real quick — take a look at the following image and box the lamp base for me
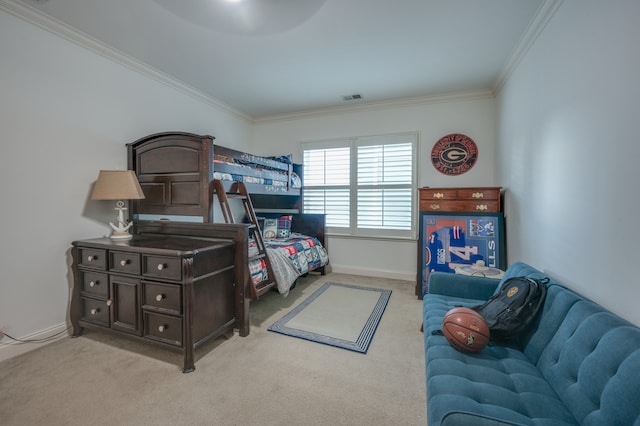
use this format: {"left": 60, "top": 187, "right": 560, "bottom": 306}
{"left": 109, "top": 201, "right": 134, "bottom": 240}
{"left": 110, "top": 230, "right": 133, "bottom": 240}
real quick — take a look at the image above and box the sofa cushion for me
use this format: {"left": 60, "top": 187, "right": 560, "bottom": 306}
{"left": 423, "top": 294, "right": 486, "bottom": 337}
{"left": 425, "top": 292, "right": 578, "bottom": 425}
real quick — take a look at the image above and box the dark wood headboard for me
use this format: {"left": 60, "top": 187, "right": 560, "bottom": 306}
{"left": 127, "top": 132, "right": 215, "bottom": 221}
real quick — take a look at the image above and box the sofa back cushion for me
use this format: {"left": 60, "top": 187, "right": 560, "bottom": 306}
{"left": 501, "top": 263, "right": 640, "bottom": 424}
{"left": 495, "top": 261, "right": 549, "bottom": 292}
{"left": 533, "top": 292, "right": 640, "bottom": 424}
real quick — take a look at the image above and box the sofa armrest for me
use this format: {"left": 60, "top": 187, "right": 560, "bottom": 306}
{"left": 428, "top": 272, "right": 500, "bottom": 301}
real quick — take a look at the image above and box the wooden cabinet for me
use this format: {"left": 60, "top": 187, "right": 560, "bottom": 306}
{"left": 71, "top": 236, "right": 236, "bottom": 373}
{"left": 419, "top": 187, "right": 501, "bottom": 213}
{"left": 416, "top": 187, "right": 505, "bottom": 297}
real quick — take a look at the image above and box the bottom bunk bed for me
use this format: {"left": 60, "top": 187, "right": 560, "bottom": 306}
{"left": 249, "top": 228, "right": 329, "bottom": 297}
{"left": 211, "top": 179, "right": 329, "bottom": 299}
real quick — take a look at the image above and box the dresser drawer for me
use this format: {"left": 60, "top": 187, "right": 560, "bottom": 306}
{"left": 78, "top": 248, "right": 106, "bottom": 270}
{"left": 421, "top": 200, "right": 500, "bottom": 212}
{"left": 457, "top": 188, "right": 500, "bottom": 201}
{"left": 419, "top": 188, "right": 458, "bottom": 200}
{"left": 80, "top": 271, "right": 109, "bottom": 298}
{"left": 143, "top": 255, "right": 181, "bottom": 281}
{"left": 143, "top": 281, "right": 181, "bottom": 315}
{"left": 81, "top": 297, "right": 110, "bottom": 326}
{"left": 144, "top": 312, "right": 182, "bottom": 347}
{"left": 110, "top": 251, "right": 141, "bottom": 275}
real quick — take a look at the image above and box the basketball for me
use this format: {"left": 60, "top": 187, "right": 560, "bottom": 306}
{"left": 442, "top": 307, "right": 490, "bottom": 353}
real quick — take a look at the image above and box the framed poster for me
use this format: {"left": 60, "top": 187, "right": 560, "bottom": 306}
{"left": 418, "top": 212, "right": 506, "bottom": 298}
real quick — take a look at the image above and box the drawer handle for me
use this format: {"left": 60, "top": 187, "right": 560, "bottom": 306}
{"left": 90, "top": 308, "right": 100, "bottom": 315}
{"left": 157, "top": 263, "right": 167, "bottom": 271}
{"left": 87, "top": 255, "right": 97, "bottom": 262}
{"left": 120, "top": 259, "right": 129, "bottom": 267}
{"left": 430, "top": 203, "right": 441, "bottom": 210}
{"left": 433, "top": 193, "right": 444, "bottom": 199}
{"left": 89, "top": 280, "right": 98, "bottom": 287}
{"left": 475, "top": 204, "right": 488, "bottom": 211}
{"left": 158, "top": 325, "right": 167, "bottom": 333}
{"left": 156, "top": 294, "right": 165, "bottom": 302}
{"left": 472, "top": 192, "right": 485, "bottom": 198}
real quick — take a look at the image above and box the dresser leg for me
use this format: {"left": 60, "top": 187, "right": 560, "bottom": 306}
{"left": 182, "top": 342, "right": 196, "bottom": 373}
{"left": 70, "top": 246, "right": 83, "bottom": 337}
{"left": 182, "top": 360, "right": 195, "bottom": 373}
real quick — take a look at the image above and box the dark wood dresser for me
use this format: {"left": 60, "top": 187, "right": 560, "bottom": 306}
{"left": 70, "top": 235, "right": 235, "bottom": 372}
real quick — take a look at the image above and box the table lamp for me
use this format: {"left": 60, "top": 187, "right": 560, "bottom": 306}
{"left": 91, "top": 170, "right": 145, "bottom": 240}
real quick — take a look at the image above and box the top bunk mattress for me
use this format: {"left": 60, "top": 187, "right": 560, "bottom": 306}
{"left": 213, "top": 159, "right": 302, "bottom": 189}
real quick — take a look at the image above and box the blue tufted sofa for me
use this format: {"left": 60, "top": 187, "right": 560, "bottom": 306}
{"left": 422, "top": 261, "right": 640, "bottom": 425}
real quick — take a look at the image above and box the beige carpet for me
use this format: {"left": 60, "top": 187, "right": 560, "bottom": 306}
{"left": 0, "top": 273, "right": 426, "bottom": 426}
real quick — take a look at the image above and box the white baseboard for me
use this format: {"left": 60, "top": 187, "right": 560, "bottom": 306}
{"left": 329, "top": 264, "right": 416, "bottom": 282}
{"left": 0, "top": 322, "right": 69, "bottom": 363}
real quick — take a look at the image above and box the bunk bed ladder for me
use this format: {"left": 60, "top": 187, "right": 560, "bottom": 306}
{"left": 211, "top": 179, "right": 277, "bottom": 300}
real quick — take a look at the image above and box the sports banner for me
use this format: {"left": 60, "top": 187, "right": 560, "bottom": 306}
{"left": 418, "top": 212, "right": 506, "bottom": 297}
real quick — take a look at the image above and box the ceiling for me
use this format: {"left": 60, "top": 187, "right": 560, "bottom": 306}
{"left": 9, "top": 0, "right": 548, "bottom": 119}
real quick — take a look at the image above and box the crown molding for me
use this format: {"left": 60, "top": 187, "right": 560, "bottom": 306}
{"left": 492, "top": 0, "right": 564, "bottom": 95}
{"left": 253, "top": 89, "right": 495, "bottom": 124}
{"left": 0, "top": 0, "right": 252, "bottom": 123}
{"left": 2, "top": 0, "right": 557, "bottom": 123}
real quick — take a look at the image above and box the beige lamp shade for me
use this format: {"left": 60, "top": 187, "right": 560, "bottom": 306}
{"left": 91, "top": 170, "right": 145, "bottom": 201}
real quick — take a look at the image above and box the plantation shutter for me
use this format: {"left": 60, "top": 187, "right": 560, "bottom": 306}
{"left": 357, "top": 141, "right": 413, "bottom": 231}
{"left": 303, "top": 133, "right": 416, "bottom": 238}
{"left": 303, "top": 146, "right": 350, "bottom": 228}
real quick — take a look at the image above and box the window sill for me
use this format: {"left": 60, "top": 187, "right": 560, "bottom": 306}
{"left": 325, "top": 233, "right": 417, "bottom": 243}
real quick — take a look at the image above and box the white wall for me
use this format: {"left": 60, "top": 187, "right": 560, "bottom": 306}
{"left": 252, "top": 95, "right": 499, "bottom": 281}
{"left": 497, "top": 0, "right": 640, "bottom": 325}
{"left": 0, "top": 9, "right": 252, "bottom": 357}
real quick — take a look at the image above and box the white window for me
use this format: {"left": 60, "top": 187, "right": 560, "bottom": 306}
{"left": 302, "top": 133, "right": 417, "bottom": 239}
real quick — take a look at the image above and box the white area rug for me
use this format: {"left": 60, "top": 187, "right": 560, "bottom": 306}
{"left": 268, "top": 282, "right": 392, "bottom": 353}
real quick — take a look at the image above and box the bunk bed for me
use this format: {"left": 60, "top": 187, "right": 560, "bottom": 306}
{"left": 127, "top": 132, "right": 329, "bottom": 336}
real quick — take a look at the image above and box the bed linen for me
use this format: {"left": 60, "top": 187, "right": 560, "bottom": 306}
{"left": 248, "top": 233, "right": 329, "bottom": 296}
{"left": 213, "top": 160, "right": 302, "bottom": 188}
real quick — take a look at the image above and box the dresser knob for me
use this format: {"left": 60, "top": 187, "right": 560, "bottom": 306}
{"left": 87, "top": 255, "right": 96, "bottom": 262}
{"left": 156, "top": 294, "right": 165, "bottom": 302}
{"left": 475, "top": 204, "right": 488, "bottom": 211}
{"left": 157, "top": 263, "right": 167, "bottom": 271}
{"left": 433, "top": 193, "right": 444, "bottom": 199}
{"left": 158, "top": 325, "right": 166, "bottom": 333}
{"left": 89, "top": 281, "right": 97, "bottom": 287}
{"left": 106, "top": 300, "right": 112, "bottom": 307}
{"left": 430, "top": 203, "right": 441, "bottom": 210}
{"left": 120, "top": 259, "right": 129, "bottom": 266}
{"left": 90, "top": 308, "right": 99, "bottom": 315}
{"left": 472, "top": 192, "right": 485, "bottom": 198}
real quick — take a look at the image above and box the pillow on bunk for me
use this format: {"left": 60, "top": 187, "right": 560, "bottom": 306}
{"left": 267, "top": 154, "right": 293, "bottom": 164}
{"left": 276, "top": 215, "right": 292, "bottom": 239}
{"left": 262, "top": 215, "right": 292, "bottom": 240}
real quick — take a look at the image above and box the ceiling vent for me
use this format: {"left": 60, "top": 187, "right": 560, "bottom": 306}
{"left": 342, "top": 94, "right": 362, "bottom": 101}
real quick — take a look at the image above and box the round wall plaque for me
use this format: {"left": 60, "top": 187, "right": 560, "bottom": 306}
{"left": 431, "top": 133, "right": 478, "bottom": 175}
